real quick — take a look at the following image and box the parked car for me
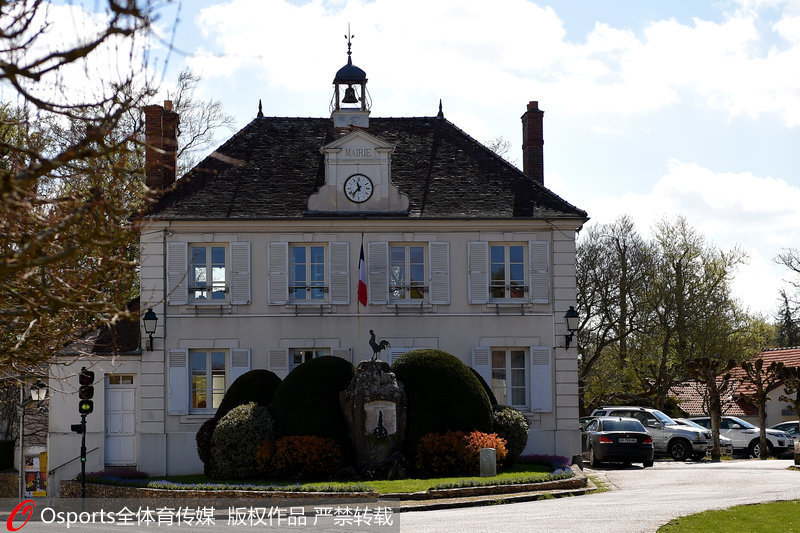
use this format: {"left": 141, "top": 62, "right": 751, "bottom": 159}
{"left": 770, "top": 421, "right": 799, "bottom": 457}
{"left": 590, "top": 406, "right": 711, "bottom": 461}
{"left": 580, "top": 416, "right": 655, "bottom": 468}
{"left": 673, "top": 417, "right": 734, "bottom": 456}
{"left": 579, "top": 416, "right": 595, "bottom": 431}
{"left": 688, "top": 416, "right": 792, "bottom": 457}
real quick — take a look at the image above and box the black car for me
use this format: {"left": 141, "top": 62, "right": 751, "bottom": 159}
{"left": 581, "top": 416, "right": 655, "bottom": 468}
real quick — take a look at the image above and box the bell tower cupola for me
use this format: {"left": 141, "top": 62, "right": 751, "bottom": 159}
{"left": 331, "top": 27, "right": 370, "bottom": 128}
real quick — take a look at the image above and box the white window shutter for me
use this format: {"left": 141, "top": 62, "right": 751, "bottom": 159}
{"left": 230, "top": 348, "right": 251, "bottom": 385}
{"left": 167, "top": 348, "right": 189, "bottom": 415}
{"left": 530, "top": 345, "right": 553, "bottom": 412}
{"left": 388, "top": 348, "right": 411, "bottom": 366}
{"left": 368, "top": 241, "right": 388, "bottom": 305}
{"left": 332, "top": 348, "right": 352, "bottom": 362}
{"left": 269, "top": 348, "right": 289, "bottom": 375}
{"left": 267, "top": 242, "right": 288, "bottom": 305}
{"left": 472, "top": 346, "right": 491, "bottom": 387}
{"left": 166, "top": 242, "right": 188, "bottom": 305}
{"left": 530, "top": 240, "right": 550, "bottom": 304}
{"left": 468, "top": 242, "right": 488, "bottom": 304}
{"left": 230, "top": 242, "right": 251, "bottom": 305}
{"left": 329, "top": 242, "right": 350, "bottom": 305}
{"left": 429, "top": 241, "right": 450, "bottom": 305}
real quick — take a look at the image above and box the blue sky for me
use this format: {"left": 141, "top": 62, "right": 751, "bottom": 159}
{"left": 44, "top": 0, "right": 800, "bottom": 317}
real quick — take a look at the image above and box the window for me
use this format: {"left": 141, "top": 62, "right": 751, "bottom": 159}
{"left": 290, "top": 348, "right": 329, "bottom": 369}
{"left": 108, "top": 375, "right": 134, "bottom": 385}
{"left": 491, "top": 348, "right": 528, "bottom": 408}
{"left": 490, "top": 244, "right": 526, "bottom": 300}
{"left": 390, "top": 245, "right": 426, "bottom": 301}
{"left": 191, "top": 350, "right": 226, "bottom": 410}
{"left": 290, "top": 245, "right": 326, "bottom": 302}
{"left": 190, "top": 245, "right": 227, "bottom": 301}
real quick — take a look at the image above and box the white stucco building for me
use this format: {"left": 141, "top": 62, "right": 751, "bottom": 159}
{"left": 47, "top": 48, "right": 588, "bottom": 490}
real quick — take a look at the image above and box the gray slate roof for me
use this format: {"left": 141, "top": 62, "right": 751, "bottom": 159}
{"left": 148, "top": 115, "right": 587, "bottom": 221}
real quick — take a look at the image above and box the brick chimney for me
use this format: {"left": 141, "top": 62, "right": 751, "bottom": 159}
{"left": 521, "top": 101, "right": 544, "bottom": 186}
{"left": 144, "top": 100, "right": 179, "bottom": 191}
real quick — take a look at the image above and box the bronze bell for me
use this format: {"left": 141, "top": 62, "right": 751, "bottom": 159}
{"left": 342, "top": 86, "right": 359, "bottom": 104}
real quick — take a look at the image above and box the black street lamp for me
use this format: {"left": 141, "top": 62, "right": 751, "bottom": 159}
{"left": 564, "top": 306, "right": 580, "bottom": 349}
{"left": 19, "top": 378, "right": 48, "bottom": 499}
{"left": 142, "top": 308, "right": 158, "bottom": 351}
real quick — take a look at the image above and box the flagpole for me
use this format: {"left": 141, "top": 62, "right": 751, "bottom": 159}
{"left": 356, "top": 233, "right": 364, "bottom": 364}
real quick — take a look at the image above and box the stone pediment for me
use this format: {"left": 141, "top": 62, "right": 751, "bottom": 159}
{"left": 307, "top": 130, "right": 409, "bottom": 214}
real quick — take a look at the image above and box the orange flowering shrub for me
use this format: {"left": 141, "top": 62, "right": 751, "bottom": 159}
{"left": 416, "top": 430, "right": 508, "bottom": 476}
{"left": 255, "top": 436, "right": 343, "bottom": 480}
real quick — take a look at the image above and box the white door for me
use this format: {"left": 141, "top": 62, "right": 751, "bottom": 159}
{"left": 105, "top": 376, "right": 136, "bottom": 466}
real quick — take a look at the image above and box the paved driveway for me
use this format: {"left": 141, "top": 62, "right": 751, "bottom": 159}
{"left": 401, "top": 459, "right": 800, "bottom": 532}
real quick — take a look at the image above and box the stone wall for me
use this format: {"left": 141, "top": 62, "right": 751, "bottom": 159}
{"left": 0, "top": 472, "right": 17, "bottom": 497}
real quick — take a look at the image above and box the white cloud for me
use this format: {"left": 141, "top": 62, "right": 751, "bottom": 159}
{"left": 186, "top": 0, "right": 800, "bottom": 127}
{"left": 582, "top": 161, "right": 800, "bottom": 315}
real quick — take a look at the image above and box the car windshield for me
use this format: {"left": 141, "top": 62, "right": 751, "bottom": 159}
{"left": 677, "top": 419, "right": 705, "bottom": 430}
{"left": 603, "top": 419, "right": 644, "bottom": 432}
{"left": 728, "top": 416, "right": 756, "bottom": 429}
{"left": 652, "top": 409, "right": 677, "bottom": 425}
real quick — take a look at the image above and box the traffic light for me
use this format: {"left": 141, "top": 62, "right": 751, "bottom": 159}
{"left": 78, "top": 367, "right": 94, "bottom": 415}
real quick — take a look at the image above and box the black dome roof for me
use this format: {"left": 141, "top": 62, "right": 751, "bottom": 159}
{"left": 333, "top": 57, "right": 367, "bottom": 83}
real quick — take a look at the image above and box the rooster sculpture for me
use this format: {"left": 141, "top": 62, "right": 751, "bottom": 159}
{"left": 369, "top": 329, "right": 390, "bottom": 361}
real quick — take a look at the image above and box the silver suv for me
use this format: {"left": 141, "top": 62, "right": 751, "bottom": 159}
{"left": 591, "top": 406, "right": 712, "bottom": 461}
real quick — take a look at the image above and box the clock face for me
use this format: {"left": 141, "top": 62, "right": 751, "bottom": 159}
{"left": 344, "top": 174, "right": 373, "bottom": 203}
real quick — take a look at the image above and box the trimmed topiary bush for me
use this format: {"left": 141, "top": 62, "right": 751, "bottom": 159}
{"left": 470, "top": 367, "right": 498, "bottom": 408}
{"left": 391, "top": 349, "right": 493, "bottom": 460}
{"left": 210, "top": 402, "right": 276, "bottom": 479}
{"left": 255, "top": 435, "right": 343, "bottom": 480}
{"left": 492, "top": 405, "right": 530, "bottom": 465}
{"left": 268, "top": 356, "right": 355, "bottom": 452}
{"left": 215, "top": 369, "right": 282, "bottom": 420}
{"left": 195, "top": 417, "right": 219, "bottom": 476}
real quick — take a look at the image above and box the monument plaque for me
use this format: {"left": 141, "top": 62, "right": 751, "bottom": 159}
{"left": 364, "top": 401, "right": 397, "bottom": 436}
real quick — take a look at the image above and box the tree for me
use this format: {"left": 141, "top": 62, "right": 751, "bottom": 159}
{"left": 739, "top": 358, "right": 784, "bottom": 459}
{"left": 576, "top": 216, "right": 650, "bottom": 411}
{"left": 776, "top": 289, "right": 800, "bottom": 347}
{"left": 0, "top": 1, "right": 160, "bottom": 372}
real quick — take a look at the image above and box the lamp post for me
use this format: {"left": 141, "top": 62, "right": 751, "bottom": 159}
{"left": 142, "top": 308, "right": 158, "bottom": 351}
{"left": 564, "top": 306, "right": 580, "bottom": 349}
{"left": 19, "top": 379, "right": 48, "bottom": 499}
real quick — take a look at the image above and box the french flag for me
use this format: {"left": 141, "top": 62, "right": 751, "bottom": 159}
{"left": 358, "top": 244, "right": 367, "bottom": 306}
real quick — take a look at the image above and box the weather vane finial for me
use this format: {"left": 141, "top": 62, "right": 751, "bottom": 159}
{"left": 345, "top": 24, "right": 354, "bottom": 59}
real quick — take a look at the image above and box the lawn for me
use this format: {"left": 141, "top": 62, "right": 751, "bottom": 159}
{"left": 139, "top": 463, "right": 557, "bottom": 494}
{"left": 658, "top": 500, "right": 800, "bottom": 532}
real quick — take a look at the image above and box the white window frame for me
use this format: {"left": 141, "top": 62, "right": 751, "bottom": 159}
{"left": 189, "top": 244, "right": 229, "bottom": 303}
{"left": 289, "top": 348, "right": 331, "bottom": 369}
{"left": 389, "top": 244, "right": 427, "bottom": 302}
{"left": 491, "top": 347, "right": 529, "bottom": 409}
{"left": 189, "top": 349, "right": 228, "bottom": 413}
{"left": 489, "top": 243, "right": 528, "bottom": 302}
{"left": 289, "top": 244, "right": 328, "bottom": 303}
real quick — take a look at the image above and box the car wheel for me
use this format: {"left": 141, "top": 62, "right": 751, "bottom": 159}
{"left": 668, "top": 439, "right": 692, "bottom": 461}
{"left": 749, "top": 440, "right": 774, "bottom": 458}
{"left": 589, "top": 446, "right": 602, "bottom": 467}
{"left": 643, "top": 459, "right": 654, "bottom": 468}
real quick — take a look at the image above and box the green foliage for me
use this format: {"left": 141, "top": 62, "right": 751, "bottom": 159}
{"left": 256, "top": 436, "right": 343, "bottom": 480}
{"left": 777, "top": 290, "right": 800, "bottom": 347}
{"left": 391, "top": 349, "right": 493, "bottom": 459}
{"left": 210, "top": 403, "right": 276, "bottom": 480}
{"left": 215, "top": 369, "right": 282, "bottom": 420}
{"left": 195, "top": 417, "right": 218, "bottom": 475}
{"left": 268, "top": 356, "right": 355, "bottom": 451}
{"left": 492, "top": 406, "right": 530, "bottom": 465}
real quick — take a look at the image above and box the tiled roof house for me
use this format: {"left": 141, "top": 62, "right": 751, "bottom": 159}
{"left": 47, "top": 44, "right": 588, "bottom": 486}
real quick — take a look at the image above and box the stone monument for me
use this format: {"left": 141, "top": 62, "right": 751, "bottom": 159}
{"left": 340, "top": 359, "right": 407, "bottom": 477}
